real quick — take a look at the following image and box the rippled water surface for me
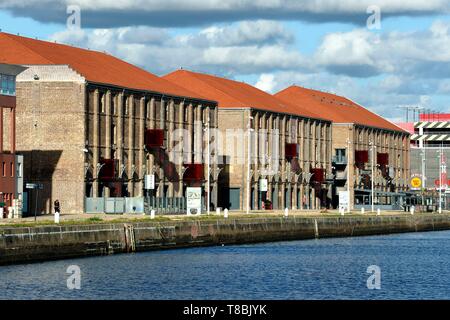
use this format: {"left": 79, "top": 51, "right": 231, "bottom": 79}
{"left": 2, "top": 231, "right": 450, "bottom": 300}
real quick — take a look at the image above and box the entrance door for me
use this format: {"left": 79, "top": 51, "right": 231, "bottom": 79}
{"left": 229, "top": 188, "right": 240, "bottom": 210}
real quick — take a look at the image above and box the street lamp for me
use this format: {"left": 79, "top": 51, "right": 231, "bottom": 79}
{"left": 247, "top": 116, "right": 254, "bottom": 215}
{"left": 437, "top": 145, "right": 445, "bottom": 213}
{"left": 346, "top": 137, "right": 351, "bottom": 213}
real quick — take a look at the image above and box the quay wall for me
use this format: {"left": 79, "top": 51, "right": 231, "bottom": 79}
{"left": 1, "top": 215, "right": 450, "bottom": 265}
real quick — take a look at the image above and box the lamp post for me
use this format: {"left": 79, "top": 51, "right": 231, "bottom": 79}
{"left": 247, "top": 116, "right": 254, "bottom": 214}
{"left": 438, "top": 145, "right": 444, "bottom": 213}
{"left": 346, "top": 137, "right": 351, "bottom": 213}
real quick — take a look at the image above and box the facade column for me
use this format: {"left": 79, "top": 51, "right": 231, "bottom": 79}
{"left": 254, "top": 112, "right": 260, "bottom": 209}
{"left": 157, "top": 99, "right": 166, "bottom": 198}
{"left": 147, "top": 98, "right": 155, "bottom": 199}
{"left": 127, "top": 95, "right": 135, "bottom": 197}
{"left": 92, "top": 89, "right": 100, "bottom": 198}
{"left": 280, "top": 116, "right": 286, "bottom": 209}
{"left": 104, "top": 90, "right": 112, "bottom": 197}
{"left": 177, "top": 101, "right": 185, "bottom": 198}
{"left": 167, "top": 100, "right": 175, "bottom": 198}
{"left": 138, "top": 97, "right": 145, "bottom": 197}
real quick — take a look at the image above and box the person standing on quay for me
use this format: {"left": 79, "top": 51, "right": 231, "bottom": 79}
{"left": 54, "top": 200, "right": 60, "bottom": 215}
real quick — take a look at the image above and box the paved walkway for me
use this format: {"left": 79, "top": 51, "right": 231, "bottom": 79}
{"left": 0, "top": 209, "right": 444, "bottom": 226}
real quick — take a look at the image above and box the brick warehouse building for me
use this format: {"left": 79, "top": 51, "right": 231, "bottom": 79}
{"left": 165, "top": 70, "right": 333, "bottom": 211}
{"left": 0, "top": 33, "right": 218, "bottom": 215}
{"left": 276, "top": 86, "right": 410, "bottom": 210}
{"left": 0, "top": 63, "right": 26, "bottom": 216}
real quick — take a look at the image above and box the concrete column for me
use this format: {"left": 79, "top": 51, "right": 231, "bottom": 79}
{"left": 187, "top": 103, "right": 194, "bottom": 164}
{"left": 92, "top": 89, "right": 100, "bottom": 198}
{"left": 148, "top": 97, "right": 155, "bottom": 176}
{"left": 117, "top": 93, "right": 124, "bottom": 181}
{"left": 167, "top": 100, "right": 175, "bottom": 198}
{"left": 157, "top": 99, "right": 165, "bottom": 198}
{"left": 280, "top": 116, "right": 286, "bottom": 209}
{"left": 177, "top": 101, "right": 185, "bottom": 197}
{"left": 104, "top": 91, "right": 112, "bottom": 197}
{"left": 138, "top": 97, "right": 145, "bottom": 197}
{"left": 194, "top": 105, "right": 203, "bottom": 164}
{"left": 127, "top": 95, "right": 135, "bottom": 196}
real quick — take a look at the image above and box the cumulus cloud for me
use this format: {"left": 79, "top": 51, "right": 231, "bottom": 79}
{"left": 49, "top": 20, "right": 308, "bottom": 75}
{"left": 314, "top": 20, "right": 450, "bottom": 78}
{"left": 1, "top": 0, "right": 449, "bottom": 27}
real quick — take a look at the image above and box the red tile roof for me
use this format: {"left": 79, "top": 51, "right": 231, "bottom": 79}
{"left": 275, "top": 86, "right": 407, "bottom": 133}
{"left": 163, "top": 70, "right": 326, "bottom": 121}
{"left": 0, "top": 32, "right": 208, "bottom": 101}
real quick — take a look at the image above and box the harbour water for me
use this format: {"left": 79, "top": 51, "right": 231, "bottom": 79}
{"left": 1, "top": 230, "right": 450, "bottom": 300}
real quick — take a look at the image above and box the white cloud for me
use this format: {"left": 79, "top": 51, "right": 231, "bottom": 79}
{"left": 255, "top": 74, "right": 277, "bottom": 92}
{"left": 49, "top": 21, "right": 308, "bottom": 75}
{"left": 313, "top": 20, "right": 450, "bottom": 78}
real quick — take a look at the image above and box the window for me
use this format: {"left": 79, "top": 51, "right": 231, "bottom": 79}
{"left": 2, "top": 162, "right": 5, "bottom": 177}
{"left": 10, "top": 162, "right": 13, "bottom": 177}
{"left": 100, "top": 94, "right": 105, "bottom": 113}
{"left": 0, "top": 74, "right": 16, "bottom": 96}
{"left": 17, "top": 163, "right": 22, "bottom": 178}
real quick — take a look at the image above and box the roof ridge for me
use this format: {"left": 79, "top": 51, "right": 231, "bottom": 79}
{"left": 1, "top": 33, "right": 54, "bottom": 64}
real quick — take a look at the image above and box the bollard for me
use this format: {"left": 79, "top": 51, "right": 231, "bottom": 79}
{"left": 284, "top": 208, "right": 289, "bottom": 217}
{"left": 410, "top": 206, "right": 415, "bottom": 215}
{"left": 224, "top": 209, "right": 228, "bottom": 219}
{"left": 361, "top": 207, "right": 365, "bottom": 214}
{"left": 216, "top": 208, "right": 221, "bottom": 215}
{"left": 150, "top": 210, "right": 155, "bottom": 219}
{"left": 54, "top": 212, "right": 60, "bottom": 224}
{"left": 377, "top": 208, "right": 381, "bottom": 216}
{"left": 439, "top": 207, "right": 442, "bottom": 214}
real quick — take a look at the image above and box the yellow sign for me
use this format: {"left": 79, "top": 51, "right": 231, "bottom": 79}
{"left": 411, "top": 176, "right": 422, "bottom": 189}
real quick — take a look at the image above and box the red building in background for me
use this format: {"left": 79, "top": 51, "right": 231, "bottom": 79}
{"left": 0, "top": 63, "right": 26, "bottom": 213}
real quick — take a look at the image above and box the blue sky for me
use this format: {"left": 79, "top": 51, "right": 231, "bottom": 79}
{"left": 1, "top": 1, "right": 449, "bottom": 122}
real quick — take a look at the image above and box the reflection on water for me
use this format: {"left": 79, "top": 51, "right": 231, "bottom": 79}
{"left": 1, "top": 231, "right": 450, "bottom": 300}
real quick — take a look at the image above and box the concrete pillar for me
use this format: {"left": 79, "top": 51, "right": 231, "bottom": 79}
{"left": 148, "top": 97, "right": 155, "bottom": 175}
{"left": 92, "top": 89, "right": 100, "bottom": 198}
{"left": 117, "top": 92, "right": 124, "bottom": 184}
{"left": 104, "top": 90, "right": 112, "bottom": 197}
{"left": 138, "top": 97, "right": 145, "bottom": 197}
{"left": 167, "top": 100, "right": 175, "bottom": 198}
{"left": 127, "top": 95, "right": 135, "bottom": 196}
{"left": 280, "top": 116, "right": 286, "bottom": 208}
{"left": 157, "top": 99, "right": 165, "bottom": 198}
{"left": 177, "top": 101, "right": 185, "bottom": 197}
{"left": 194, "top": 105, "right": 203, "bottom": 164}
{"left": 187, "top": 103, "right": 194, "bottom": 164}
